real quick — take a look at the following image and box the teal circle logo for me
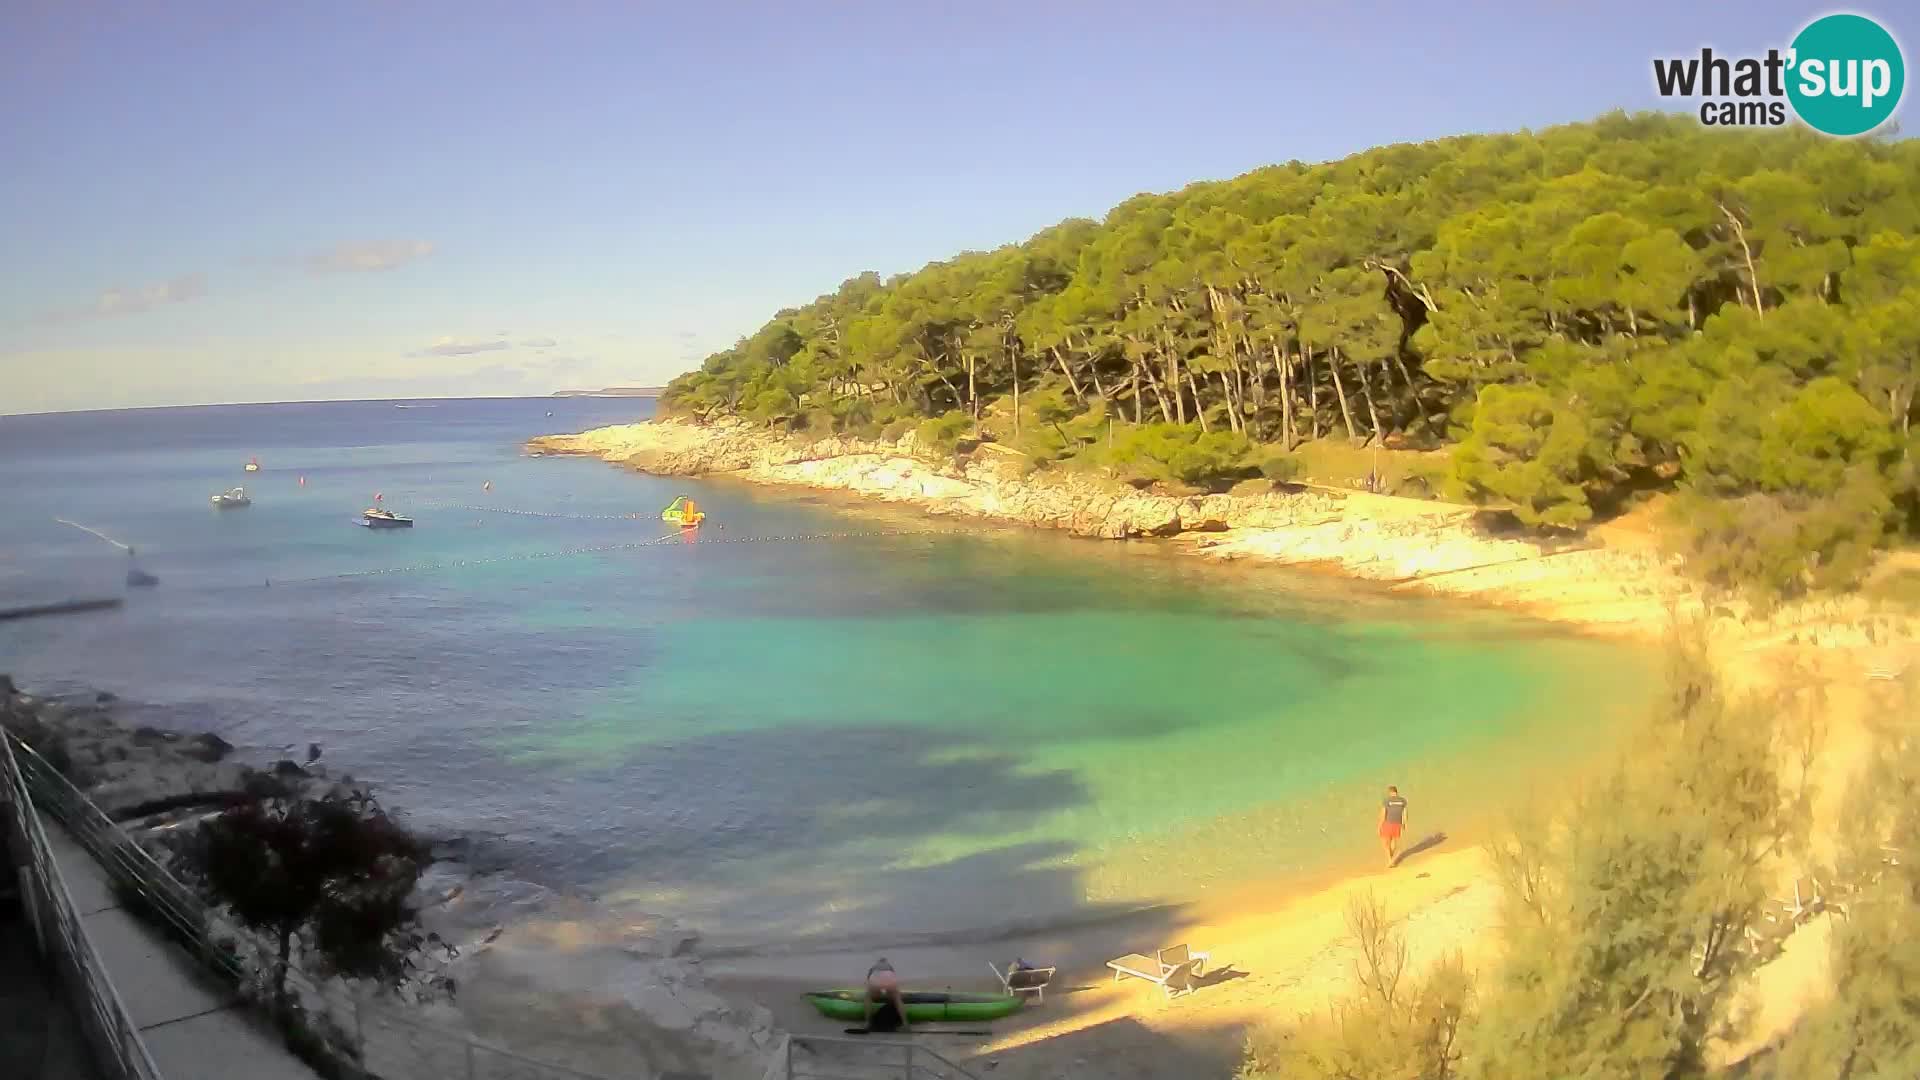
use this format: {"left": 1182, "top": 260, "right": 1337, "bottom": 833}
{"left": 1787, "top": 13, "right": 1905, "bottom": 136}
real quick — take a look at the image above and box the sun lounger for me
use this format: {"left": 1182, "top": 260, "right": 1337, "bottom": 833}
{"left": 1106, "top": 944, "right": 1210, "bottom": 998}
{"left": 988, "top": 962, "right": 1057, "bottom": 1003}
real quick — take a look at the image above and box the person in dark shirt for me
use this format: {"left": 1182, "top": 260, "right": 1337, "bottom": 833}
{"left": 1379, "top": 785, "right": 1409, "bottom": 868}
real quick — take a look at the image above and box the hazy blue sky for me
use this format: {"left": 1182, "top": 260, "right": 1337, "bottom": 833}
{"left": 1, "top": 1, "right": 1909, "bottom": 414}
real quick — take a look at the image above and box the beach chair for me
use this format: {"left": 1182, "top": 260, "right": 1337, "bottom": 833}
{"left": 988, "top": 961, "right": 1057, "bottom": 1003}
{"left": 1106, "top": 944, "right": 1210, "bottom": 999}
{"left": 1779, "top": 876, "right": 1827, "bottom": 925}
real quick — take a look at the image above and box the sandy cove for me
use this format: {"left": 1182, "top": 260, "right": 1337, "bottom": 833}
{"left": 524, "top": 416, "right": 1916, "bottom": 1078}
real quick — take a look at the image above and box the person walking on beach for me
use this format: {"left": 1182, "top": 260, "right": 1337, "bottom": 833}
{"left": 1379, "top": 785, "right": 1409, "bottom": 868}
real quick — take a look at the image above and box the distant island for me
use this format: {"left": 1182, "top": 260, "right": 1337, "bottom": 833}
{"left": 550, "top": 386, "right": 666, "bottom": 398}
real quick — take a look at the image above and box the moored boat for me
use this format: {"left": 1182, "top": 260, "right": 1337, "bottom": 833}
{"left": 211, "top": 487, "right": 252, "bottom": 509}
{"left": 356, "top": 507, "right": 414, "bottom": 529}
{"left": 801, "top": 990, "right": 1023, "bottom": 1024}
{"left": 244, "top": 457, "right": 261, "bottom": 472}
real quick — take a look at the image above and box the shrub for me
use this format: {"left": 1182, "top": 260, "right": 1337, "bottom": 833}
{"left": 914, "top": 410, "right": 974, "bottom": 453}
{"left": 1669, "top": 464, "right": 1892, "bottom": 603}
{"left": 1765, "top": 681, "right": 1920, "bottom": 1079}
{"left": 1102, "top": 423, "right": 1255, "bottom": 491}
{"left": 1241, "top": 891, "right": 1471, "bottom": 1080}
{"left": 1468, "top": 631, "right": 1802, "bottom": 1080}
{"left": 1258, "top": 451, "right": 1303, "bottom": 483}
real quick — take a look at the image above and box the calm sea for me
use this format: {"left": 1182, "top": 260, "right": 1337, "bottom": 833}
{"left": 0, "top": 397, "right": 1654, "bottom": 953}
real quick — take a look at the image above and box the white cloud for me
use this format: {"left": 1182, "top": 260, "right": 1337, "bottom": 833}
{"left": 413, "top": 336, "right": 512, "bottom": 357}
{"left": 520, "top": 336, "right": 557, "bottom": 348}
{"left": 44, "top": 273, "right": 208, "bottom": 321}
{"left": 305, "top": 240, "right": 435, "bottom": 274}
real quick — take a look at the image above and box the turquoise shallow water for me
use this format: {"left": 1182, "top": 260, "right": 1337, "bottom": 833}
{"left": 0, "top": 398, "right": 1656, "bottom": 950}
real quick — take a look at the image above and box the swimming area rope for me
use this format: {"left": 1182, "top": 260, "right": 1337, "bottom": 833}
{"left": 409, "top": 501, "right": 654, "bottom": 522}
{"left": 53, "top": 518, "right": 133, "bottom": 551}
{"left": 223, "top": 525, "right": 976, "bottom": 590}
{"left": 57, "top": 506, "right": 986, "bottom": 592}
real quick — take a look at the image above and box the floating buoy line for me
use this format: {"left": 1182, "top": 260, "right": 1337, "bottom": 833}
{"left": 232, "top": 527, "right": 971, "bottom": 590}
{"left": 58, "top": 503, "right": 984, "bottom": 595}
{"left": 54, "top": 518, "right": 132, "bottom": 551}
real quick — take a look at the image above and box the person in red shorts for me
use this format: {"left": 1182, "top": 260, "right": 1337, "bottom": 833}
{"left": 1379, "top": 785, "right": 1409, "bottom": 868}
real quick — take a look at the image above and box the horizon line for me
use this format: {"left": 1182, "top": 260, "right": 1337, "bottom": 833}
{"left": 0, "top": 390, "right": 666, "bottom": 421}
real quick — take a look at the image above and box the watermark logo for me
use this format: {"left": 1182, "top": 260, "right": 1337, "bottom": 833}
{"left": 1653, "top": 12, "right": 1905, "bottom": 136}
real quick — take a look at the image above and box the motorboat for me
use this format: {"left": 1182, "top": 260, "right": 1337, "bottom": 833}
{"left": 244, "top": 457, "right": 261, "bottom": 473}
{"left": 211, "top": 487, "right": 252, "bottom": 509}
{"left": 356, "top": 507, "right": 414, "bottom": 529}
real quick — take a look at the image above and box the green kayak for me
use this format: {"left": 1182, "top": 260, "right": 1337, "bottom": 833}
{"left": 803, "top": 990, "right": 1024, "bottom": 1024}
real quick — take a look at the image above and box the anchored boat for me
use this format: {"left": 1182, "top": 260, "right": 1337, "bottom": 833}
{"left": 356, "top": 507, "right": 414, "bottom": 529}
{"left": 244, "top": 457, "right": 261, "bottom": 473}
{"left": 661, "top": 495, "right": 705, "bottom": 527}
{"left": 211, "top": 487, "right": 252, "bottom": 509}
{"left": 802, "top": 991, "right": 1024, "bottom": 1024}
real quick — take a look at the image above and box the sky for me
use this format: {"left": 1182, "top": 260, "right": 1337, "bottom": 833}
{"left": 0, "top": 1, "right": 1911, "bottom": 415}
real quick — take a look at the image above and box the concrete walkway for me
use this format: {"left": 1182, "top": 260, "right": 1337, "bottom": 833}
{"left": 1, "top": 848, "right": 101, "bottom": 1080}
{"left": 41, "top": 820, "right": 319, "bottom": 1080}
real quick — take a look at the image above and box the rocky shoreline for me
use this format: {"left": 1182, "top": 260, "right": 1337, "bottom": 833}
{"left": 0, "top": 676, "right": 781, "bottom": 1080}
{"left": 527, "top": 417, "right": 1917, "bottom": 652}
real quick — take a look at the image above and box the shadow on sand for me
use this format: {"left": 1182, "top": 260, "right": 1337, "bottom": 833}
{"left": 1392, "top": 830, "right": 1448, "bottom": 869}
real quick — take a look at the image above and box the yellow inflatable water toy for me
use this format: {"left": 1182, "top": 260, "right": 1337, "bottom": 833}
{"left": 661, "top": 496, "right": 706, "bottom": 527}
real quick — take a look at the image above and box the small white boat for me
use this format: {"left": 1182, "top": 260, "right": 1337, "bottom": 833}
{"left": 212, "top": 487, "right": 252, "bottom": 509}
{"left": 356, "top": 507, "right": 413, "bottom": 529}
{"left": 244, "top": 457, "right": 261, "bottom": 473}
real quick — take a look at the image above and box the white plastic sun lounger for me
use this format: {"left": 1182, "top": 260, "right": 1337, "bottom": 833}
{"left": 988, "top": 961, "right": 1057, "bottom": 1003}
{"left": 1106, "top": 943, "right": 1209, "bottom": 998}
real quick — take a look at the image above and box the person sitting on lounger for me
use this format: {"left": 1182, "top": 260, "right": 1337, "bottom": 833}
{"left": 864, "top": 957, "right": 910, "bottom": 1032}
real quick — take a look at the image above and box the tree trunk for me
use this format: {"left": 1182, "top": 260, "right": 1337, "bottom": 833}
{"left": 1050, "top": 346, "right": 1085, "bottom": 402}
{"left": 1011, "top": 344, "right": 1021, "bottom": 440}
{"left": 1186, "top": 371, "right": 1210, "bottom": 433}
{"left": 917, "top": 353, "right": 964, "bottom": 412}
{"left": 1390, "top": 348, "right": 1417, "bottom": 396}
{"left": 1721, "top": 205, "right": 1764, "bottom": 319}
{"left": 1272, "top": 344, "right": 1295, "bottom": 449}
{"left": 967, "top": 353, "right": 977, "bottom": 418}
{"left": 1137, "top": 353, "right": 1174, "bottom": 423}
{"left": 1327, "top": 348, "right": 1358, "bottom": 443}
{"left": 1130, "top": 366, "right": 1143, "bottom": 424}
{"left": 1356, "top": 350, "right": 1384, "bottom": 442}
{"left": 1304, "top": 346, "right": 1322, "bottom": 440}
{"left": 1216, "top": 371, "right": 1240, "bottom": 433}
{"left": 1164, "top": 328, "right": 1185, "bottom": 425}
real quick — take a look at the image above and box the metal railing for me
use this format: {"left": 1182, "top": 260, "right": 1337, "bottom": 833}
{"left": 6, "top": 731, "right": 634, "bottom": 1080}
{"left": 772, "top": 1034, "right": 978, "bottom": 1080}
{"left": 1, "top": 729, "right": 165, "bottom": 1080}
